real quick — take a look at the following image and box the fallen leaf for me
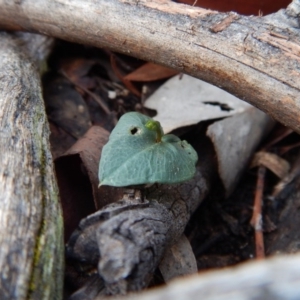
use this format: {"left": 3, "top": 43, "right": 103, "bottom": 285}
{"left": 144, "top": 74, "right": 251, "bottom": 133}
{"left": 144, "top": 74, "right": 274, "bottom": 197}
{"left": 271, "top": 155, "right": 300, "bottom": 198}
{"left": 49, "top": 122, "right": 76, "bottom": 159}
{"left": 55, "top": 126, "right": 124, "bottom": 240}
{"left": 207, "top": 108, "right": 274, "bottom": 197}
{"left": 124, "top": 62, "right": 178, "bottom": 82}
{"left": 251, "top": 151, "right": 290, "bottom": 179}
{"left": 60, "top": 57, "right": 96, "bottom": 89}
{"left": 110, "top": 54, "right": 141, "bottom": 97}
{"left": 43, "top": 75, "right": 92, "bottom": 139}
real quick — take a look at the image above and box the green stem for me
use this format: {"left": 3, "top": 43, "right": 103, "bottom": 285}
{"left": 145, "top": 120, "right": 164, "bottom": 143}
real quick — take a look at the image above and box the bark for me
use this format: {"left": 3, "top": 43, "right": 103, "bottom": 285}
{"left": 103, "top": 253, "right": 300, "bottom": 300}
{"left": 265, "top": 154, "right": 300, "bottom": 255}
{"left": 66, "top": 144, "right": 215, "bottom": 297}
{"left": 0, "top": 0, "right": 300, "bottom": 133}
{"left": 0, "top": 32, "right": 64, "bottom": 300}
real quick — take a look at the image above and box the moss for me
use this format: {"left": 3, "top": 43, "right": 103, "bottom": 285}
{"left": 26, "top": 100, "right": 64, "bottom": 300}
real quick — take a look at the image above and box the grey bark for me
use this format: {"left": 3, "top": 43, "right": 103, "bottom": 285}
{"left": 66, "top": 160, "right": 213, "bottom": 297}
{"left": 0, "top": 0, "right": 300, "bottom": 133}
{"left": 265, "top": 154, "right": 300, "bottom": 255}
{"left": 103, "top": 253, "right": 300, "bottom": 300}
{"left": 0, "top": 32, "right": 64, "bottom": 300}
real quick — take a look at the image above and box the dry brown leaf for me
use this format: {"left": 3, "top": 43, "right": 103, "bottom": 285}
{"left": 55, "top": 126, "right": 123, "bottom": 240}
{"left": 251, "top": 151, "right": 290, "bottom": 179}
{"left": 124, "top": 62, "right": 178, "bottom": 82}
{"left": 60, "top": 57, "right": 96, "bottom": 89}
{"left": 110, "top": 54, "right": 141, "bottom": 97}
{"left": 49, "top": 122, "right": 76, "bottom": 159}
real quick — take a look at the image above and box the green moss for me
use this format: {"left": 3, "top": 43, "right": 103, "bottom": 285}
{"left": 26, "top": 101, "right": 64, "bottom": 300}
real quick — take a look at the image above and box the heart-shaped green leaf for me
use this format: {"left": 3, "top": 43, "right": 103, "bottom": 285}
{"left": 98, "top": 112, "right": 198, "bottom": 187}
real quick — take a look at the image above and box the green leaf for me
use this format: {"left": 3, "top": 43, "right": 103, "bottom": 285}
{"left": 98, "top": 112, "right": 198, "bottom": 187}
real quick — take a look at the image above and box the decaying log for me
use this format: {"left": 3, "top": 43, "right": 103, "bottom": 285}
{"left": 1, "top": 0, "right": 300, "bottom": 133}
{"left": 0, "top": 32, "right": 64, "bottom": 300}
{"left": 62, "top": 114, "right": 271, "bottom": 298}
{"left": 66, "top": 146, "right": 214, "bottom": 297}
{"left": 104, "top": 253, "right": 300, "bottom": 300}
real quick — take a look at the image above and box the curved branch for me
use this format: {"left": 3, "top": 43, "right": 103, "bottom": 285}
{"left": 1, "top": 0, "right": 300, "bottom": 132}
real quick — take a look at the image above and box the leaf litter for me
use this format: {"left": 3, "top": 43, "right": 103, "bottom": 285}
{"left": 43, "top": 40, "right": 300, "bottom": 298}
{"left": 144, "top": 74, "right": 253, "bottom": 133}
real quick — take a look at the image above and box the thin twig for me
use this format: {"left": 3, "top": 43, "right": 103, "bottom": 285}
{"left": 110, "top": 54, "right": 141, "bottom": 97}
{"left": 250, "top": 166, "right": 266, "bottom": 259}
{"left": 60, "top": 70, "right": 111, "bottom": 115}
{"left": 262, "top": 127, "right": 293, "bottom": 151}
{"left": 279, "top": 141, "right": 300, "bottom": 155}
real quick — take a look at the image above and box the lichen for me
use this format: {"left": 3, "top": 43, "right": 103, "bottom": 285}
{"left": 26, "top": 98, "right": 64, "bottom": 300}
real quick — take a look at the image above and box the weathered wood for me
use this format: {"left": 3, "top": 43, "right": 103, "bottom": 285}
{"left": 0, "top": 32, "right": 64, "bottom": 300}
{"left": 64, "top": 130, "right": 217, "bottom": 298}
{"left": 265, "top": 154, "right": 300, "bottom": 255}
{"left": 0, "top": 0, "right": 300, "bottom": 133}
{"left": 104, "top": 253, "right": 300, "bottom": 300}
{"left": 66, "top": 157, "right": 213, "bottom": 297}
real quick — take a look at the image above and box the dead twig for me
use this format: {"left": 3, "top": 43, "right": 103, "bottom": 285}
{"left": 60, "top": 70, "right": 111, "bottom": 115}
{"left": 250, "top": 166, "right": 266, "bottom": 259}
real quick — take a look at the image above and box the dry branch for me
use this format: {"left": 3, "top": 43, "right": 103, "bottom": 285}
{"left": 105, "top": 253, "right": 300, "bottom": 300}
{"left": 1, "top": 0, "right": 300, "bottom": 132}
{"left": 0, "top": 33, "right": 63, "bottom": 300}
{"left": 66, "top": 153, "right": 214, "bottom": 297}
